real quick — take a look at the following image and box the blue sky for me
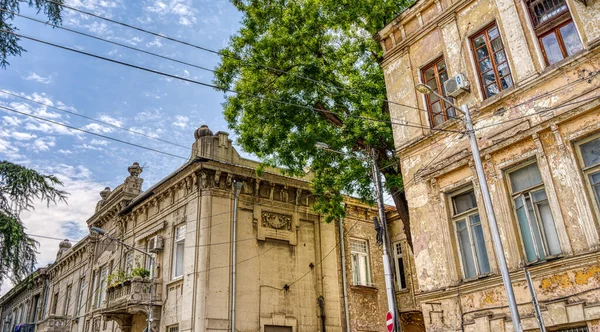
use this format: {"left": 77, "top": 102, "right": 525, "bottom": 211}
{"left": 0, "top": 0, "right": 246, "bottom": 293}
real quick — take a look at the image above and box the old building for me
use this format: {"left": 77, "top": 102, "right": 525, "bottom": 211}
{"left": 1, "top": 125, "right": 420, "bottom": 332}
{"left": 376, "top": 0, "right": 600, "bottom": 330}
{"left": 0, "top": 268, "right": 47, "bottom": 332}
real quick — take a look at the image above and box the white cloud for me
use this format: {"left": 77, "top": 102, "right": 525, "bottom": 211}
{"left": 32, "top": 137, "right": 56, "bottom": 151}
{"left": 77, "top": 144, "right": 104, "bottom": 151}
{"left": 58, "top": 149, "right": 73, "bottom": 154}
{"left": 24, "top": 72, "right": 52, "bottom": 84}
{"left": 3, "top": 116, "right": 22, "bottom": 126}
{"left": 135, "top": 109, "right": 162, "bottom": 121}
{"left": 81, "top": 123, "right": 113, "bottom": 133}
{"left": 144, "top": 0, "right": 197, "bottom": 26}
{"left": 12, "top": 132, "right": 37, "bottom": 141}
{"left": 98, "top": 115, "right": 123, "bottom": 128}
{"left": 172, "top": 115, "right": 189, "bottom": 128}
{"left": 90, "top": 139, "right": 109, "bottom": 146}
{"left": 129, "top": 126, "right": 162, "bottom": 138}
{"left": 146, "top": 38, "right": 163, "bottom": 48}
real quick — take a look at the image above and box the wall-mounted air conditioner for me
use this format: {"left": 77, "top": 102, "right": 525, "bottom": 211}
{"left": 444, "top": 73, "right": 470, "bottom": 97}
{"left": 148, "top": 235, "right": 164, "bottom": 253}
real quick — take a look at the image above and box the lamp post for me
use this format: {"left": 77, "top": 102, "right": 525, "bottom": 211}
{"left": 314, "top": 143, "right": 400, "bottom": 332}
{"left": 415, "top": 83, "right": 522, "bottom": 332}
{"left": 90, "top": 227, "right": 155, "bottom": 332}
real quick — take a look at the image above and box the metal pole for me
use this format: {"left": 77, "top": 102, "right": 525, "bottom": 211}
{"left": 230, "top": 181, "right": 243, "bottom": 332}
{"left": 462, "top": 104, "right": 522, "bottom": 332}
{"left": 147, "top": 254, "right": 154, "bottom": 332}
{"left": 338, "top": 212, "right": 351, "bottom": 332}
{"left": 524, "top": 268, "right": 546, "bottom": 332}
{"left": 371, "top": 148, "right": 401, "bottom": 332}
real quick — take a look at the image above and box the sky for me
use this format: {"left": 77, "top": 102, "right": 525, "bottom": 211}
{"left": 0, "top": 0, "right": 246, "bottom": 295}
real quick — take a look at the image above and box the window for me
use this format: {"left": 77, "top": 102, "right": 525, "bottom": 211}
{"left": 124, "top": 251, "right": 134, "bottom": 275}
{"left": 172, "top": 225, "right": 186, "bottom": 279}
{"left": 51, "top": 292, "right": 59, "bottom": 315}
{"left": 576, "top": 135, "right": 600, "bottom": 212}
{"left": 264, "top": 326, "right": 293, "bottom": 332}
{"left": 168, "top": 325, "right": 179, "bottom": 332}
{"left": 421, "top": 57, "right": 456, "bottom": 127}
{"left": 94, "top": 266, "right": 108, "bottom": 308}
{"left": 526, "top": 0, "right": 583, "bottom": 65}
{"left": 451, "top": 189, "right": 491, "bottom": 279}
{"left": 76, "top": 277, "right": 86, "bottom": 316}
{"left": 393, "top": 242, "right": 407, "bottom": 289}
{"left": 553, "top": 326, "right": 589, "bottom": 332}
{"left": 350, "top": 239, "right": 371, "bottom": 286}
{"left": 31, "top": 294, "right": 40, "bottom": 322}
{"left": 64, "top": 284, "right": 73, "bottom": 317}
{"left": 471, "top": 23, "right": 514, "bottom": 99}
{"left": 508, "top": 162, "right": 561, "bottom": 263}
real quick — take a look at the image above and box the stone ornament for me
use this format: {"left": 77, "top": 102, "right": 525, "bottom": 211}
{"left": 262, "top": 211, "right": 292, "bottom": 230}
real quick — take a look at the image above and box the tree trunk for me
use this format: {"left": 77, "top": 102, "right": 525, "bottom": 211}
{"left": 388, "top": 186, "right": 412, "bottom": 252}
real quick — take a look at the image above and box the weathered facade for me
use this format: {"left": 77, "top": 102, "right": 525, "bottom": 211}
{"left": 377, "top": 0, "right": 600, "bottom": 330}
{"left": 1, "top": 125, "right": 421, "bottom": 332}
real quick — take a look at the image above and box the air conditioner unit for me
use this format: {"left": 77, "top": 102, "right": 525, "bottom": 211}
{"left": 148, "top": 235, "right": 164, "bottom": 253}
{"left": 443, "top": 73, "right": 470, "bottom": 97}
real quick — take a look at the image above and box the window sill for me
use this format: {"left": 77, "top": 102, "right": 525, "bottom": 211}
{"left": 350, "top": 284, "right": 378, "bottom": 292}
{"left": 166, "top": 276, "right": 184, "bottom": 287}
{"left": 525, "top": 254, "right": 564, "bottom": 266}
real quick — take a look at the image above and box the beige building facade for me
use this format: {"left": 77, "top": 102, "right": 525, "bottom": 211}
{"left": 376, "top": 0, "right": 600, "bottom": 330}
{"left": 1, "top": 125, "right": 422, "bottom": 332}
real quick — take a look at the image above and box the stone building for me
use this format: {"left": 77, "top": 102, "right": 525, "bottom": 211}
{"left": 1, "top": 125, "right": 421, "bottom": 332}
{"left": 376, "top": 0, "right": 600, "bottom": 330}
{"left": 0, "top": 268, "right": 47, "bottom": 332}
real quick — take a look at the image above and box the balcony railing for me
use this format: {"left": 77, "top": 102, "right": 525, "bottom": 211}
{"left": 36, "top": 316, "right": 71, "bottom": 332}
{"left": 104, "top": 277, "right": 160, "bottom": 312}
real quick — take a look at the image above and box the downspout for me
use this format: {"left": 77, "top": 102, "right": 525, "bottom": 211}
{"left": 230, "top": 181, "right": 243, "bottom": 332}
{"left": 338, "top": 211, "right": 351, "bottom": 332}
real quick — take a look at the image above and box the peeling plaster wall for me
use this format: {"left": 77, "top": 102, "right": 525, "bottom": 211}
{"left": 378, "top": 0, "right": 600, "bottom": 330}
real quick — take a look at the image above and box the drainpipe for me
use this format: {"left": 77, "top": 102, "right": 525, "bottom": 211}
{"left": 318, "top": 296, "right": 326, "bottom": 332}
{"left": 230, "top": 181, "right": 243, "bottom": 332}
{"left": 338, "top": 212, "right": 351, "bottom": 332}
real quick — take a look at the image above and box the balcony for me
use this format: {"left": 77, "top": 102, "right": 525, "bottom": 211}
{"left": 103, "top": 277, "right": 161, "bottom": 314}
{"left": 36, "top": 316, "right": 71, "bottom": 332}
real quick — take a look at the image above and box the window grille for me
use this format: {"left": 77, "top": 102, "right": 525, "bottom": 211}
{"left": 526, "top": 0, "right": 569, "bottom": 27}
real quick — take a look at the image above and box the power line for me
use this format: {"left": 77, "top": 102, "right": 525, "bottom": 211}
{"left": 43, "top": 0, "right": 431, "bottom": 116}
{"left": 2, "top": 29, "right": 462, "bottom": 134}
{"left": 0, "top": 104, "right": 190, "bottom": 160}
{"left": 0, "top": 90, "right": 191, "bottom": 150}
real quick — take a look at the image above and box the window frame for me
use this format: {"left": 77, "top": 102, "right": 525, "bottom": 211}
{"left": 574, "top": 134, "right": 600, "bottom": 219}
{"left": 64, "top": 284, "right": 73, "bottom": 317}
{"left": 392, "top": 241, "right": 407, "bottom": 290}
{"left": 420, "top": 56, "right": 456, "bottom": 127}
{"left": 124, "top": 251, "right": 134, "bottom": 275}
{"left": 506, "top": 161, "right": 562, "bottom": 264}
{"left": 470, "top": 22, "right": 514, "bottom": 99}
{"left": 449, "top": 187, "right": 491, "bottom": 280}
{"left": 172, "top": 224, "right": 186, "bottom": 280}
{"left": 167, "top": 325, "right": 179, "bottom": 332}
{"left": 76, "top": 276, "right": 86, "bottom": 317}
{"left": 349, "top": 238, "right": 372, "bottom": 287}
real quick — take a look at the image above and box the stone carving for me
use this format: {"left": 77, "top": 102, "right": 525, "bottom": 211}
{"left": 269, "top": 183, "right": 275, "bottom": 200}
{"left": 214, "top": 170, "right": 222, "bottom": 187}
{"left": 226, "top": 173, "right": 233, "bottom": 188}
{"left": 261, "top": 212, "right": 292, "bottom": 230}
{"left": 296, "top": 188, "right": 302, "bottom": 205}
{"left": 281, "top": 185, "right": 288, "bottom": 202}
{"left": 200, "top": 172, "right": 208, "bottom": 189}
{"left": 255, "top": 179, "right": 261, "bottom": 197}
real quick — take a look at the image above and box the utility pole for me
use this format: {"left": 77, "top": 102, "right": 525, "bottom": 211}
{"left": 415, "top": 84, "right": 523, "bottom": 332}
{"left": 371, "top": 148, "right": 401, "bottom": 332}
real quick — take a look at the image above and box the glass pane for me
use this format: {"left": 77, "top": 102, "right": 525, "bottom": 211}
{"left": 515, "top": 197, "right": 539, "bottom": 262}
{"left": 479, "top": 58, "right": 492, "bottom": 73}
{"left": 397, "top": 257, "right": 407, "bottom": 289}
{"left": 579, "top": 138, "right": 600, "bottom": 167}
{"left": 427, "top": 77, "right": 438, "bottom": 91}
{"left": 536, "top": 198, "right": 561, "bottom": 256}
{"left": 591, "top": 171, "right": 600, "bottom": 185}
{"left": 477, "top": 46, "right": 489, "bottom": 60}
{"left": 498, "top": 62, "right": 510, "bottom": 77}
{"left": 431, "top": 102, "right": 442, "bottom": 114}
{"left": 488, "top": 26, "right": 499, "bottom": 40}
{"left": 457, "top": 221, "right": 476, "bottom": 279}
{"left": 494, "top": 50, "right": 506, "bottom": 64}
{"left": 470, "top": 215, "right": 490, "bottom": 275}
{"left": 453, "top": 190, "right": 477, "bottom": 214}
{"left": 491, "top": 37, "right": 503, "bottom": 52}
{"left": 541, "top": 32, "right": 564, "bottom": 65}
{"left": 429, "top": 92, "right": 440, "bottom": 103}
{"left": 526, "top": 195, "right": 547, "bottom": 261}
{"left": 446, "top": 107, "right": 456, "bottom": 119}
{"left": 560, "top": 22, "right": 583, "bottom": 56}
{"left": 439, "top": 72, "right": 449, "bottom": 86}
{"left": 437, "top": 59, "right": 447, "bottom": 72}
{"left": 531, "top": 188, "right": 548, "bottom": 202}
{"left": 501, "top": 76, "right": 513, "bottom": 89}
{"left": 424, "top": 67, "right": 435, "bottom": 81}
{"left": 175, "top": 242, "right": 184, "bottom": 277}
{"left": 359, "top": 255, "right": 369, "bottom": 285}
{"left": 592, "top": 181, "right": 600, "bottom": 210}
{"left": 486, "top": 84, "right": 499, "bottom": 97}
{"left": 483, "top": 70, "right": 496, "bottom": 86}
{"left": 509, "top": 163, "right": 543, "bottom": 192}
{"left": 433, "top": 113, "right": 444, "bottom": 127}
{"left": 474, "top": 35, "right": 486, "bottom": 48}
{"left": 352, "top": 254, "right": 360, "bottom": 284}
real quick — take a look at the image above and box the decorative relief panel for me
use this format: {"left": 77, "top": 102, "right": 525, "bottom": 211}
{"left": 262, "top": 212, "right": 292, "bottom": 230}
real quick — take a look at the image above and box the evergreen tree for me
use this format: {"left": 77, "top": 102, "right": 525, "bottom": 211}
{"left": 0, "top": 161, "right": 68, "bottom": 289}
{"left": 0, "top": 0, "right": 64, "bottom": 68}
{"left": 215, "top": 0, "right": 415, "bottom": 247}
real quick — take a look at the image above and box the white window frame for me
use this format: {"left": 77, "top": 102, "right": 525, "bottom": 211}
{"left": 76, "top": 277, "right": 85, "bottom": 316}
{"left": 393, "top": 242, "right": 407, "bottom": 290}
{"left": 64, "top": 284, "right": 72, "bottom": 317}
{"left": 575, "top": 134, "right": 600, "bottom": 218}
{"left": 124, "top": 251, "right": 134, "bottom": 275}
{"left": 350, "top": 238, "right": 372, "bottom": 287}
{"left": 507, "top": 161, "right": 562, "bottom": 263}
{"left": 172, "top": 224, "right": 186, "bottom": 279}
{"left": 168, "top": 325, "right": 179, "bottom": 332}
{"left": 450, "top": 187, "right": 491, "bottom": 280}
{"left": 94, "top": 265, "right": 108, "bottom": 308}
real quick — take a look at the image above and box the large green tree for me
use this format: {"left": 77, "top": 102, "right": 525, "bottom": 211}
{"left": 0, "top": 0, "right": 64, "bottom": 68}
{"left": 215, "top": 0, "right": 414, "bottom": 247}
{"left": 0, "top": 161, "right": 68, "bottom": 289}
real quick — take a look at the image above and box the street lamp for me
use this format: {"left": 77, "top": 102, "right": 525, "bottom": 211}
{"left": 90, "top": 227, "right": 156, "bottom": 332}
{"left": 415, "top": 83, "right": 523, "bottom": 332}
{"left": 314, "top": 142, "right": 400, "bottom": 332}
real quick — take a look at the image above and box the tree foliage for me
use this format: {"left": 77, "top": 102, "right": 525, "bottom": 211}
{"left": 0, "top": 161, "right": 68, "bottom": 289}
{"left": 0, "top": 0, "right": 64, "bottom": 68}
{"left": 215, "top": 0, "right": 415, "bottom": 246}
